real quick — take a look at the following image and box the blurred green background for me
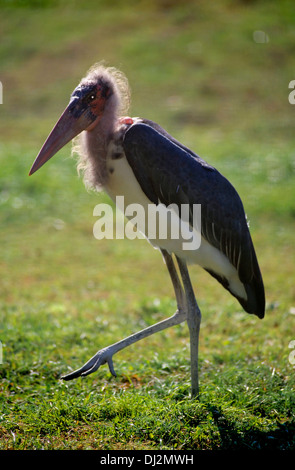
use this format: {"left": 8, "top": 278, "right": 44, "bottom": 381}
{"left": 0, "top": 0, "right": 295, "bottom": 450}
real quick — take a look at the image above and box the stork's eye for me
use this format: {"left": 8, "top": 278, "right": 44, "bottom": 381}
{"left": 84, "top": 91, "right": 96, "bottom": 104}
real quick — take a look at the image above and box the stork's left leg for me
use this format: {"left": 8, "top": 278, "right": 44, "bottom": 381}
{"left": 61, "top": 250, "right": 187, "bottom": 382}
{"left": 176, "top": 257, "right": 201, "bottom": 398}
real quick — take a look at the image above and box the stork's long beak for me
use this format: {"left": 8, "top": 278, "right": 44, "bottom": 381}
{"left": 29, "top": 98, "right": 92, "bottom": 175}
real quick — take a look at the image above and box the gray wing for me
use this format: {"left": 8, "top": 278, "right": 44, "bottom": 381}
{"left": 123, "top": 122, "right": 265, "bottom": 318}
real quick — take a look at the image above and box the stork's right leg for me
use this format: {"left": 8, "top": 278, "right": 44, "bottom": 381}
{"left": 176, "top": 256, "right": 201, "bottom": 398}
{"left": 61, "top": 250, "right": 187, "bottom": 381}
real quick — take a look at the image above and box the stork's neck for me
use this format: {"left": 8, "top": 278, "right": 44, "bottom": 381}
{"left": 77, "top": 94, "right": 121, "bottom": 191}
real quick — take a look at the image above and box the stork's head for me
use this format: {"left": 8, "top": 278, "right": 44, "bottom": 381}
{"left": 29, "top": 64, "right": 130, "bottom": 175}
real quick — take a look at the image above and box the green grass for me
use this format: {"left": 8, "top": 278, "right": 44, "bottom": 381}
{"left": 0, "top": 0, "right": 295, "bottom": 450}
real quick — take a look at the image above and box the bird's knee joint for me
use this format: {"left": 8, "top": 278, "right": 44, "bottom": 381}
{"left": 174, "top": 308, "right": 186, "bottom": 321}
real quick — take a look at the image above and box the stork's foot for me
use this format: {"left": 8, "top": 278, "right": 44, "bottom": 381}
{"left": 61, "top": 347, "right": 117, "bottom": 381}
{"left": 61, "top": 308, "right": 187, "bottom": 383}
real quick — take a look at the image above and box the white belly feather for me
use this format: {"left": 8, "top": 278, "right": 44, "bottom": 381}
{"left": 104, "top": 153, "right": 246, "bottom": 300}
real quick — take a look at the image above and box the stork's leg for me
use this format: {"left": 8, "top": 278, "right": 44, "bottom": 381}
{"left": 176, "top": 256, "right": 201, "bottom": 398}
{"left": 61, "top": 250, "right": 186, "bottom": 382}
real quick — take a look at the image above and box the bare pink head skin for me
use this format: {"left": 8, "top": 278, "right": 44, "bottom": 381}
{"left": 29, "top": 64, "right": 130, "bottom": 183}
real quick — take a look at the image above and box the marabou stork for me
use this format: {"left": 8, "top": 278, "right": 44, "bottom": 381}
{"left": 29, "top": 64, "right": 265, "bottom": 397}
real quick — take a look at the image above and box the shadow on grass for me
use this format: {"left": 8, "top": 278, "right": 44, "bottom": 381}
{"left": 208, "top": 405, "right": 295, "bottom": 450}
